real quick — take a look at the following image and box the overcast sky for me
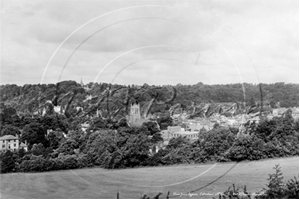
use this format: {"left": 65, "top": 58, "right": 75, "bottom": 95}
{"left": 1, "top": 0, "right": 299, "bottom": 86}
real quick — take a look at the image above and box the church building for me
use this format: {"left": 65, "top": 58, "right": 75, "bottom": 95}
{"left": 128, "top": 103, "right": 148, "bottom": 127}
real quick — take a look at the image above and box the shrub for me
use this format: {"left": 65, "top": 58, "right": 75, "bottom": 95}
{"left": 264, "top": 164, "right": 285, "bottom": 198}
{"left": 225, "top": 136, "right": 265, "bottom": 161}
{"left": 257, "top": 164, "right": 299, "bottom": 199}
{"left": 0, "top": 151, "right": 16, "bottom": 173}
{"left": 194, "top": 127, "right": 235, "bottom": 162}
{"left": 285, "top": 176, "right": 299, "bottom": 199}
{"left": 61, "top": 155, "right": 78, "bottom": 169}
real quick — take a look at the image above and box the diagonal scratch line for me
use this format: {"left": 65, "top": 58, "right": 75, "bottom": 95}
{"left": 170, "top": 162, "right": 239, "bottom": 198}
{"left": 189, "top": 162, "right": 238, "bottom": 193}
{"left": 70, "top": 170, "right": 93, "bottom": 186}
{"left": 70, "top": 170, "right": 106, "bottom": 195}
{"left": 94, "top": 163, "right": 217, "bottom": 188}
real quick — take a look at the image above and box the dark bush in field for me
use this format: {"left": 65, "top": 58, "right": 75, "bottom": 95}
{"left": 0, "top": 151, "right": 16, "bottom": 173}
{"left": 224, "top": 136, "right": 266, "bottom": 161}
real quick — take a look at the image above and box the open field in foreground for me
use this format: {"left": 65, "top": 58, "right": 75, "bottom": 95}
{"left": 0, "top": 157, "right": 298, "bottom": 199}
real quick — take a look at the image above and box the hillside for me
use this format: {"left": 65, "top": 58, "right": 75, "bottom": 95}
{"left": 0, "top": 81, "right": 298, "bottom": 117}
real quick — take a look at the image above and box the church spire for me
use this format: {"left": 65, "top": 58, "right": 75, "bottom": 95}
{"left": 80, "top": 77, "right": 84, "bottom": 87}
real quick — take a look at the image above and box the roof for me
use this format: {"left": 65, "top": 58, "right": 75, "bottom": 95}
{"left": 168, "top": 126, "right": 181, "bottom": 129}
{"left": 172, "top": 131, "right": 199, "bottom": 135}
{"left": 160, "top": 130, "right": 169, "bottom": 133}
{"left": 81, "top": 123, "right": 90, "bottom": 128}
{"left": 0, "top": 135, "right": 19, "bottom": 140}
{"left": 20, "top": 143, "right": 27, "bottom": 147}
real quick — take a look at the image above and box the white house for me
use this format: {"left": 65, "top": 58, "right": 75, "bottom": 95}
{"left": 160, "top": 126, "right": 199, "bottom": 144}
{"left": 0, "top": 135, "right": 28, "bottom": 152}
{"left": 170, "top": 131, "right": 199, "bottom": 141}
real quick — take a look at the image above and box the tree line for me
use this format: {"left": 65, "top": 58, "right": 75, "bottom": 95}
{"left": 0, "top": 81, "right": 298, "bottom": 116}
{"left": 0, "top": 109, "right": 298, "bottom": 173}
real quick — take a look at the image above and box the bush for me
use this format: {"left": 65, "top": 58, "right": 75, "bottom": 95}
{"left": 285, "top": 176, "right": 299, "bottom": 199}
{"left": 225, "top": 136, "right": 265, "bottom": 161}
{"left": 264, "top": 164, "right": 285, "bottom": 198}
{"left": 19, "top": 155, "right": 47, "bottom": 172}
{"left": 0, "top": 151, "right": 16, "bottom": 173}
{"left": 257, "top": 164, "right": 299, "bottom": 199}
{"left": 61, "top": 155, "right": 78, "bottom": 169}
{"left": 194, "top": 127, "right": 235, "bottom": 162}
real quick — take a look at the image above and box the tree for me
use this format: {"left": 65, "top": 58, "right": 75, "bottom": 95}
{"left": 87, "top": 117, "right": 108, "bottom": 132}
{"left": 261, "top": 164, "right": 285, "bottom": 198}
{"left": 157, "top": 116, "right": 173, "bottom": 130}
{"left": 57, "top": 139, "right": 79, "bottom": 155}
{"left": 150, "top": 132, "right": 163, "bottom": 143}
{"left": 2, "top": 107, "right": 17, "bottom": 120}
{"left": 0, "top": 125, "right": 21, "bottom": 136}
{"left": 141, "top": 121, "right": 160, "bottom": 135}
{"left": 21, "top": 122, "right": 48, "bottom": 149}
{"left": 31, "top": 143, "right": 46, "bottom": 156}
{"left": 225, "top": 135, "right": 265, "bottom": 161}
{"left": 47, "top": 131, "right": 65, "bottom": 149}
{"left": 0, "top": 107, "right": 20, "bottom": 127}
{"left": 195, "top": 127, "right": 235, "bottom": 161}
{"left": 0, "top": 151, "right": 16, "bottom": 173}
{"left": 167, "top": 136, "right": 189, "bottom": 149}
{"left": 285, "top": 176, "right": 299, "bottom": 198}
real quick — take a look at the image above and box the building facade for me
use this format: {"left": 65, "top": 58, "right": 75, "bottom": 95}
{"left": 160, "top": 125, "right": 199, "bottom": 144}
{"left": 0, "top": 135, "right": 28, "bottom": 152}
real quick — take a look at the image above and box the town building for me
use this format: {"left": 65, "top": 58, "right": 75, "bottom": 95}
{"left": 273, "top": 108, "right": 288, "bottom": 116}
{"left": 182, "top": 119, "right": 215, "bottom": 131}
{"left": 81, "top": 122, "right": 90, "bottom": 132}
{"left": 291, "top": 107, "right": 299, "bottom": 119}
{"left": 160, "top": 125, "right": 199, "bottom": 144}
{"left": 0, "top": 135, "right": 28, "bottom": 152}
{"left": 170, "top": 130, "right": 199, "bottom": 141}
{"left": 160, "top": 126, "right": 182, "bottom": 141}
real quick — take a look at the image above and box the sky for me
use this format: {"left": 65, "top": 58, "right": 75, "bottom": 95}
{"left": 1, "top": 0, "right": 299, "bottom": 86}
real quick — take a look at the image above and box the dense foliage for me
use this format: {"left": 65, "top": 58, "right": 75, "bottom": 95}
{"left": 0, "top": 82, "right": 298, "bottom": 119}
{"left": 0, "top": 81, "right": 298, "bottom": 173}
{"left": 0, "top": 110, "right": 298, "bottom": 173}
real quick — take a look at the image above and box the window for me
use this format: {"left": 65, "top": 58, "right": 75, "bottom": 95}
{"left": 14, "top": 144, "right": 16, "bottom": 147}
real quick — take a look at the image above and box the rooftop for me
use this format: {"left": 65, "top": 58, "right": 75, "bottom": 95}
{"left": 172, "top": 131, "right": 199, "bottom": 135}
{"left": 0, "top": 135, "right": 18, "bottom": 140}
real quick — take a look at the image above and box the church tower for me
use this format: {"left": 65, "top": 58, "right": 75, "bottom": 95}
{"left": 129, "top": 103, "right": 141, "bottom": 123}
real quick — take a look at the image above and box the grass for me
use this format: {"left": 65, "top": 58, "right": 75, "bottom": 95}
{"left": 0, "top": 156, "right": 298, "bottom": 199}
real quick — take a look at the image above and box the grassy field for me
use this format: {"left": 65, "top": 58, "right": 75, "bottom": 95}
{"left": 0, "top": 156, "right": 298, "bottom": 199}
